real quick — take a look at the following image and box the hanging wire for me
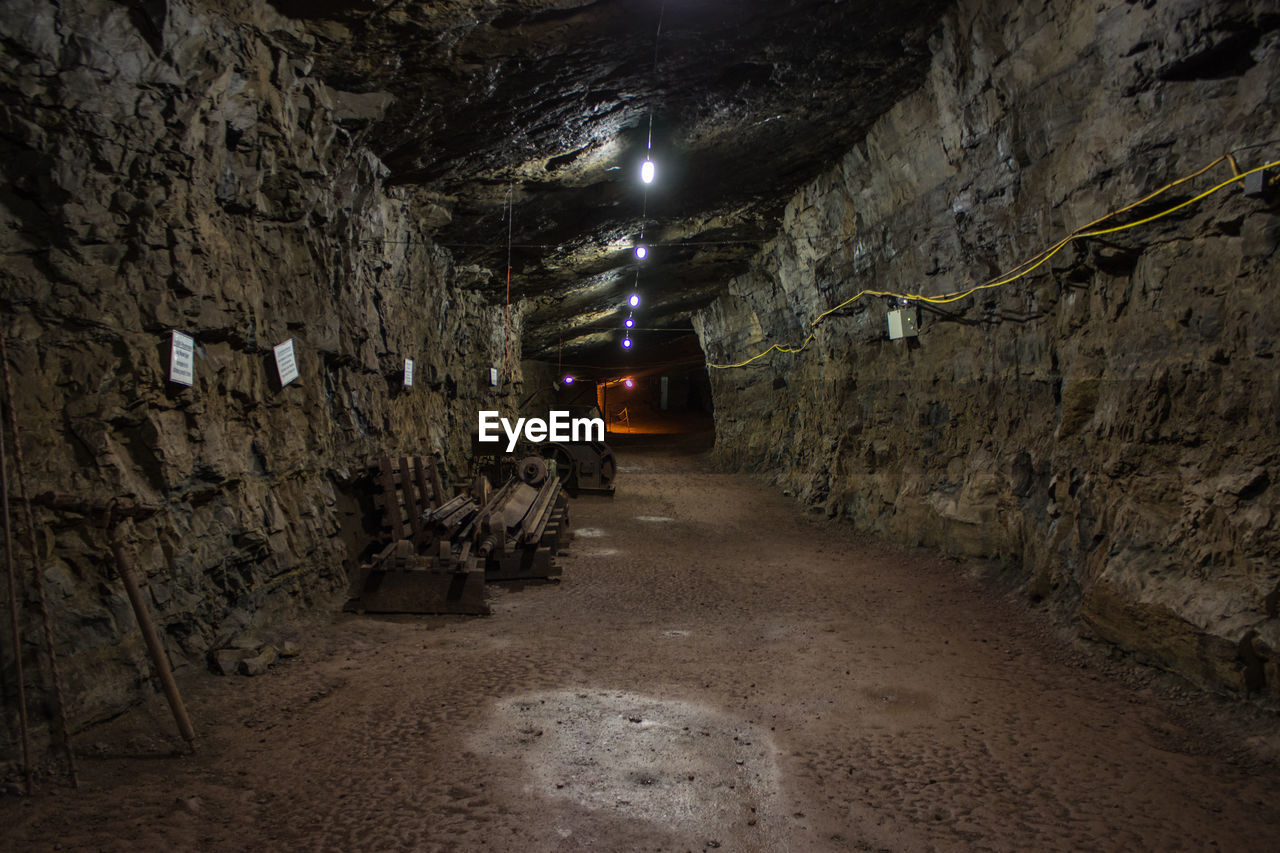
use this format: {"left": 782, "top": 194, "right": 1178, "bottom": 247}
{"left": 503, "top": 183, "right": 514, "bottom": 379}
{"left": 543, "top": 353, "right": 707, "bottom": 372}
{"left": 653, "top": 2, "right": 665, "bottom": 73}
{"left": 632, "top": 1, "right": 665, "bottom": 325}
{"left": 361, "top": 238, "right": 765, "bottom": 249}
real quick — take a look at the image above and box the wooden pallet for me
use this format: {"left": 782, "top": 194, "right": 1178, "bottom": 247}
{"left": 374, "top": 455, "right": 447, "bottom": 549}
{"left": 346, "top": 540, "right": 489, "bottom": 615}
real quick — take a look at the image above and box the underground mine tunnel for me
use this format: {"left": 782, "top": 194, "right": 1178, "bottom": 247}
{"left": 2, "top": 0, "right": 1280, "bottom": 849}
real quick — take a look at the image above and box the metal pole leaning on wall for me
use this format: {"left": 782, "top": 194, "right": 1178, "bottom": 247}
{"left": 0, "top": 334, "right": 78, "bottom": 786}
{"left": 106, "top": 505, "right": 196, "bottom": 751}
{"left": 0, "top": 404, "right": 33, "bottom": 795}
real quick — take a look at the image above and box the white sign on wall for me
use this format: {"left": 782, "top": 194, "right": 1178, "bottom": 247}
{"left": 489, "top": 367, "right": 499, "bottom": 386}
{"left": 169, "top": 330, "right": 195, "bottom": 386}
{"left": 403, "top": 358, "right": 415, "bottom": 388}
{"left": 274, "top": 339, "right": 299, "bottom": 387}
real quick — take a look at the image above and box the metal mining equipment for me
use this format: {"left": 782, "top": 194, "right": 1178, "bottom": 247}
{"left": 538, "top": 405, "right": 617, "bottom": 496}
{"left": 346, "top": 454, "right": 572, "bottom": 615}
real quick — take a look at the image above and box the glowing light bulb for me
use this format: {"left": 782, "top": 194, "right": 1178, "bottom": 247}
{"left": 622, "top": 337, "right": 632, "bottom": 349}
{"left": 624, "top": 317, "right": 634, "bottom": 329}
{"left": 563, "top": 375, "right": 574, "bottom": 385}
{"left": 623, "top": 378, "right": 634, "bottom": 388}
{"left": 635, "top": 245, "right": 647, "bottom": 260}
{"left": 629, "top": 294, "right": 640, "bottom": 307}
{"left": 641, "top": 158, "right": 655, "bottom": 184}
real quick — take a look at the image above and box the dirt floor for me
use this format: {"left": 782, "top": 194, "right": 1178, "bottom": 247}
{"left": 5, "top": 433, "right": 1280, "bottom": 851}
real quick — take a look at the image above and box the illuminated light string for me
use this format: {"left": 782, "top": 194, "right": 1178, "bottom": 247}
{"left": 621, "top": 291, "right": 640, "bottom": 348}
{"left": 624, "top": 1, "right": 667, "bottom": 346}
{"left": 707, "top": 153, "right": 1280, "bottom": 370}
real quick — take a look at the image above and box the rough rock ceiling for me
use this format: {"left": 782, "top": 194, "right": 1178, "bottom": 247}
{"left": 266, "top": 0, "right": 951, "bottom": 363}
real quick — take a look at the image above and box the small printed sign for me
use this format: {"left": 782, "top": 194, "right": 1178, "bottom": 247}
{"left": 403, "top": 358, "right": 415, "bottom": 388}
{"left": 489, "top": 367, "right": 499, "bottom": 386}
{"left": 169, "top": 330, "right": 195, "bottom": 386}
{"left": 274, "top": 339, "right": 299, "bottom": 387}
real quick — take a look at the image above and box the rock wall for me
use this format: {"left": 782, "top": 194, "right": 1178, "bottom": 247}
{"left": 0, "top": 0, "right": 525, "bottom": 748}
{"left": 695, "top": 0, "right": 1280, "bottom": 701}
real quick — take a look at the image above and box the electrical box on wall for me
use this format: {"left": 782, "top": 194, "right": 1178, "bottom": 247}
{"left": 1244, "top": 168, "right": 1273, "bottom": 199}
{"left": 887, "top": 308, "right": 919, "bottom": 340}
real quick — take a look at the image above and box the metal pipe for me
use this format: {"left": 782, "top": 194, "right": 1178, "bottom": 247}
{"left": 0, "top": 400, "right": 32, "bottom": 795}
{"left": 0, "top": 334, "right": 77, "bottom": 786}
{"left": 107, "top": 511, "right": 196, "bottom": 750}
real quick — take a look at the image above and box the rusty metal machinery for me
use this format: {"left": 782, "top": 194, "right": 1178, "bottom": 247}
{"left": 470, "top": 406, "right": 618, "bottom": 497}
{"left": 540, "top": 441, "right": 616, "bottom": 495}
{"left": 346, "top": 455, "right": 489, "bottom": 615}
{"left": 534, "top": 405, "right": 617, "bottom": 496}
{"left": 346, "top": 454, "right": 572, "bottom": 615}
{"left": 349, "top": 537, "right": 489, "bottom": 615}
{"left": 466, "top": 459, "right": 571, "bottom": 582}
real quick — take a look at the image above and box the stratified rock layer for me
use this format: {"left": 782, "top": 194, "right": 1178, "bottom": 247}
{"left": 1, "top": 0, "right": 524, "bottom": 737}
{"left": 695, "top": 0, "right": 1280, "bottom": 701}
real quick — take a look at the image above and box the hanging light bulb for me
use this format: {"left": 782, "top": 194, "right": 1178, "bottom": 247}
{"left": 624, "top": 316, "right": 634, "bottom": 329}
{"left": 629, "top": 294, "right": 640, "bottom": 307}
{"left": 563, "top": 375, "right": 574, "bottom": 385}
{"left": 622, "top": 337, "right": 632, "bottom": 349}
{"left": 635, "top": 245, "right": 648, "bottom": 260}
{"left": 623, "top": 378, "right": 634, "bottom": 389}
{"left": 641, "top": 158, "right": 655, "bottom": 184}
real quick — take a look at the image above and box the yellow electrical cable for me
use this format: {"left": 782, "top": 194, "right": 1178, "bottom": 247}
{"left": 707, "top": 154, "right": 1277, "bottom": 370}
{"left": 708, "top": 334, "right": 817, "bottom": 370}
